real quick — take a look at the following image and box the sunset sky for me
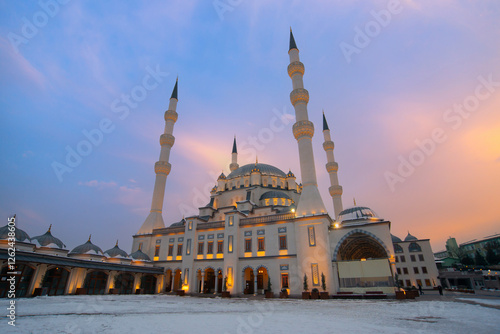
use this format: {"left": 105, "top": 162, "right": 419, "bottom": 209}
{"left": 1, "top": 0, "right": 499, "bottom": 253}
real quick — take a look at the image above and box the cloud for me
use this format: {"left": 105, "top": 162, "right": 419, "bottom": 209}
{"left": 78, "top": 180, "right": 117, "bottom": 188}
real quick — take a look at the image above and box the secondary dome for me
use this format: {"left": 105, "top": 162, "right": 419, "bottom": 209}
{"left": 70, "top": 236, "right": 103, "bottom": 255}
{"left": 0, "top": 224, "right": 31, "bottom": 243}
{"left": 260, "top": 191, "right": 292, "bottom": 200}
{"left": 129, "top": 249, "right": 151, "bottom": 261}
{"left": 104, "top": 241, "right": 129, "bottom": 258}
{"left": 391, "top": 234, "right": 403, "bottom": 243}
{"left": 227, "top": 163, "right": 287, "bottom": 179}
{"left": 404, "top": 232, "right": 418, "bottom": 241}
{"left": 31, "top": 225, "right": 66, "bottom": 249}
{"left": 338, "top": 206, "right": 380, "bottom": 223}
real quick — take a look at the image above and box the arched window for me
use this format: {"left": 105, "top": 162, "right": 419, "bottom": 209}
{"left": 394, "top": 244, "right": 403, "bottom": 253}
{"left": 408, "top": 242, "right": 422, "bottom": 252}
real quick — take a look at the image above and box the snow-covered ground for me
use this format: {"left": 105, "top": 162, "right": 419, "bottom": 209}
{"left": 3, "top": 294, "right": 500, "bottom": 334}
{"left": 458, "top": 298, "right": 500, "bottom": 307}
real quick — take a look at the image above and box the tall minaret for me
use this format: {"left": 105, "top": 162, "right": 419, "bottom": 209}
{"left": 322, "top": 111, "right": 343, "bottom": 218}
{"left": 229, "top": 136, "right": 239, "bottom": 172}
{"left": 137, "top": 79, "right": 179, "bottom": 234}
{"left": 288, "top": 29, "right": 326, "bottom": 216}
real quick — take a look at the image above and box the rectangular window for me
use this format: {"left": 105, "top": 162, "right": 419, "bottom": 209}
{"left": 405, "top": 280, "right": 411, "bottom": 287}
{"left": 154, "top": 245, "right": 160, "bottom": 257}
{"left": 403, "top": 267, "right": 408, "bottom": 275}
{"left": 416, "top": 279, "right": 422, "bottom": 287}
{"left": 308, "top": 226, "right": 316, "bottom": 246}
{"left": 184, "top": 269, "right": 189, "bottom": 285}
{"left": 400, "top": 256, "right": 406, "bottom": 263}
{"left": 422, "top": 267, "right": 428, "bottom": 274}
{"left": 311, "top": 264, "right": 319, "bottom": 286}
{"left": 281, "top": 273, "right": 289, "bottom": 289}
{"left": 177, "top": 244, "right": 183, "bottom": 256}
{"left": 228, "top": 216, "right": 234, "bottom": 226}
{"left": 217, "top": 240, "right": 223, "bottom": 253}
{"left": 413, "top": 267, "right": 419, "bottom": 274}
{"left": 410, "top": 255, "right": 416, "bottom": 262}
{"left": 186, "top": 239, "right": 191, "bottom": 255}
{"left": 168, "top": 244, "right": 173, "bottom": 256}
{"left": 245, "top": 238, "right": 252, "bottom": 252}
{"left": 396, "top": 268, "right": 401, "bottom": 275}
{"left": 188, "top": 220, "right": 193, "bottom": 230}
{"left": 395, "top": 256, "right": 399, "bottom": 263}
{"left": 227, "top": 267, "right": 233, "bottom": 287}
{"left": 207, "top": 241, "right": 213, "bottom": 254}
{"left": 138, "top": 242, "right": 143, "bottom": 251}
{"left": 198, "top": 242, "right": 204, "bottom": 255}
{"left": 228, "top": 235, "right": 233, "bottom": 253}
{"left": 258, "top": 237, "right": 265, "bottom": 251}
{"left": 279, "top": 235, "right": 287, "bottom": 250}
{"left": 425, "top": 279, "right": 431, "bottom": 287}
{"left": 419, "top": 254, "right": 424, "bottom": 261}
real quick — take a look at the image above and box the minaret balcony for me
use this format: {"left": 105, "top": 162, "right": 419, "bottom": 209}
{"left": 292, "top": 120, "right": 314, "bottom": 140}
{"left": 323, "top": 140, "right": 334, "bottom": 151}
{"left": 164, "top": 109, "right": 178, "bottom": 123}
{"left": 290, "top": 88, "right": 309, "bottom": 106}
{"left": 326, "top": 161, "right": 339, "bottom": 173}
{"left": 160, "top": 134, "right": 175, "bottom": 147}
{"left": 154, "top": 161, "right": 171, "bottom": 175}
{"left": 287, "top": 61, "right": 305, "bottom": 78}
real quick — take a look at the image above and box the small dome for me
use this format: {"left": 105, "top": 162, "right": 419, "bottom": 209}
{"left": 31, "top": 225, "right": 66, "bottom": 249}
{"left": 129, "top": 249, "right": 151, "bottom": 261}
{"left": 0, "top": 223, "right": 31, "bottom": 242}
{"left": 70, "top": 236, "right": 103, "bottom": 255}
{"left": 227, "top": 163, "right": 287, "bottom": 179}
{"left": 286, "top": 170, "right": 295, "bottom": 178}
{"left": 104, "top": 241, "right": 129, "bottom": 258}
{"left": 404, "top": 232, "right": 418, "bottom": 241}
{"left": 338, "top": 206, "right": 380, "bottom": 223}
{"left": 391, "top": 234, "right": 402, "bottom": 243}
{"left": 218, "top": 172, "right": 226, "bottom": 180}
{"left": 260, "top": 191, "right": 292, "bottom": 201}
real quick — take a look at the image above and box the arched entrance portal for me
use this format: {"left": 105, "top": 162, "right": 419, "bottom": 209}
{"left": 256, "top": 267, "right": 269, "bottom": 293}
{"left": 84, "top": 271, "right": 108, "bottom": 295}
{"left": 204, "top": 268, "right": 215, "bottom": 293}
{"left": 115, "top": 273, "right": 134, "bottom": 294}
{"left": 43, "top": 267, "right": 70, "bottom": 296}
{"left": 0, "top": 264, "right": 35, "bottom": 298}
{"left": 336, "top": 232, "right": 394, "bottom": 291}
{"left": 141, "top": 275, "right": 157, "bottom": 294}
{"left": 243, "top": 267, "right": 254, "bottom": 294}
{"left": 216, "top": 269, "right": 223, "bottom": 293}
{"left": 173, "top": 269, "right": 182, "bottom": 291}
{"left": 165, "top": 269, "right": 173, "bottom": 293}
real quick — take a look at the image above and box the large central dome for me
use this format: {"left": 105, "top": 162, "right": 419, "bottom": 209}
{"left": 227, "top": 163, "right": 287, "bottom": 179}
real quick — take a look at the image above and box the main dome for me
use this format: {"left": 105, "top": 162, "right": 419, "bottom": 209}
{"left": 338, "top": 206, "right": 380, "bottom": 223}
{"left": 227, "top": 163, "right": 287, "bottom": 179}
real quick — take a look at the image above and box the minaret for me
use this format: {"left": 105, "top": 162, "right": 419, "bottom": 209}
{"left": 137, "top": 79, "right": 179, "bottom": 234}
{"left": 229, "top": 136, "right": 239, "bottom": 172}
{"left": 322, "top": 111, "right": 343, "bottom": 218}
{"left": 288, "top": 29, "right": 326, "bottom": 216}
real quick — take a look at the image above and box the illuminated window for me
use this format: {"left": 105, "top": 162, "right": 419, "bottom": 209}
{"left": 279, "top": 235, "right": 287, "bottom": 250}
{"left": 308, "top": 226, "right": 316, "bottom": 246}
{"left": 403, "top": 267, "right": 408, "bottom": 275}
{"left": 154, "top": 245, "right": 160, "bottom": 257}
{"left": 168, "top": 244, "right": 173, "bottom": 256}
{"left": 425, "top": 279, "right": 431, "bottom": 286}
{"left": 281, "top": 273, "right": 289, "bottom": 288}
{"left": 228, "top": 216, "right": 234, "bottom": 226}
{"left": 422, "top": 267, "right": 427, "bottom": 274}
{"left": 416, "top": 279, "right": 422, "bottom": 287}
{"left": 188, "top": 220, "right": 193, "bottom": 230}
{"left": 186, "top": 239, "right": 191, "bottom": 255}
{"left": 198, "top": 242, "right": 204, "bottom": 255}
{"left": 227, "top": 267, "right": 233, "bottom": 286}
{"left": 177, "top": 244, "right": 183, "bottom": 256}
{"left": 228, "top": 235, "right": 233, "bottom": 253}
{"left": 138, "top": 242, "right": 143, "bottom": 251}
{"left": 258, "top": 237, "right": 265, "bottom": 251}
{"left": 184, "top": 269, "right": 189, "bottom": 285}
{"left": 311, "top": 264, "right": 319, "bottom": 286}
{"left": 217, "top": 240, "right": 223, "bottom": 253}
{"left": 405, "top": 280, "right": 411, "bottom": 287}
{"left": 207, "top": 241, "right": 214, "bottom": 254}
{"left": 245, "top": 238, "right": 252, "bottom": 252}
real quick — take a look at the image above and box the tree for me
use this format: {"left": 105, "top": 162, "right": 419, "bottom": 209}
{"left": 474, "top": 250, "right": 488, "bottom": 266}
{"left": 303, "top": 274, "right": 309, "bottom": 291}
{"left": 486, "top": 241, "right": 500, "bottom": 265}
{"left": 321, "top": 272, "right": 327, "bottom": 291}
{"left": 460, "top": 254, "right": 474, "bottom": 266}
{"left": 223, "top": 276, "right": 227, "bottom": 292}
{"left": 267, "top": 276, "right": 272, "bottom": 292}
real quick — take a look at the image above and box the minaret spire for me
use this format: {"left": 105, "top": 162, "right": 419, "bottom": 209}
{"left": 322, "top": 111, "right": 344, "bottom": 218}
{"left": 230, "top": 136, "right": 239, "bottom": 172}
{"left": 288, "top": 29, "right": 326, "bottom": 216}
{"left": 138, "top": 79, "right": 179, "bottom": 234}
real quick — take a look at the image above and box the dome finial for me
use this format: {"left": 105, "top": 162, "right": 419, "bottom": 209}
{"left": 256, "top": 156, "right": 258, "bottom": 165}
{"left": 115, "top": 240, "right": 119, "bottom": 247}
{"left": 353, "top": 197, "right": 356, "bottom": 206}
{"left": 289, "top": 27, "right": 298, "bottom": 51}
{"left": 88, "top": 234, "right": 92, "bottom": 242}
{"left": 48, "top": 224, "right": 52, "bottom": 233}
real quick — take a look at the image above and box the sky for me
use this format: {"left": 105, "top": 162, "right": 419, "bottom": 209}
{"left": 1, "top": 0, "right": 499, "bottom": 254}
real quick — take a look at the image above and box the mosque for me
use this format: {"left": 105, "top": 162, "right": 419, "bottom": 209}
{"left": 0, "top": 31, "right": 438, "bottom": 298}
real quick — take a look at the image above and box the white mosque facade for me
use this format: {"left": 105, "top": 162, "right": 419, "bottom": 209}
{"left": 0, "top": 31, "right": 438, "bottom": 298}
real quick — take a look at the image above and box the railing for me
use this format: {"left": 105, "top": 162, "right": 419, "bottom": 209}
{"left": 240, "top": 213, "right": 295, "bottom": 225}
{"left": 154, "top": 226, "right": 185, "bottom": 234}
{"left": 197, "top": 221, "right": 225, "bottom": 230}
